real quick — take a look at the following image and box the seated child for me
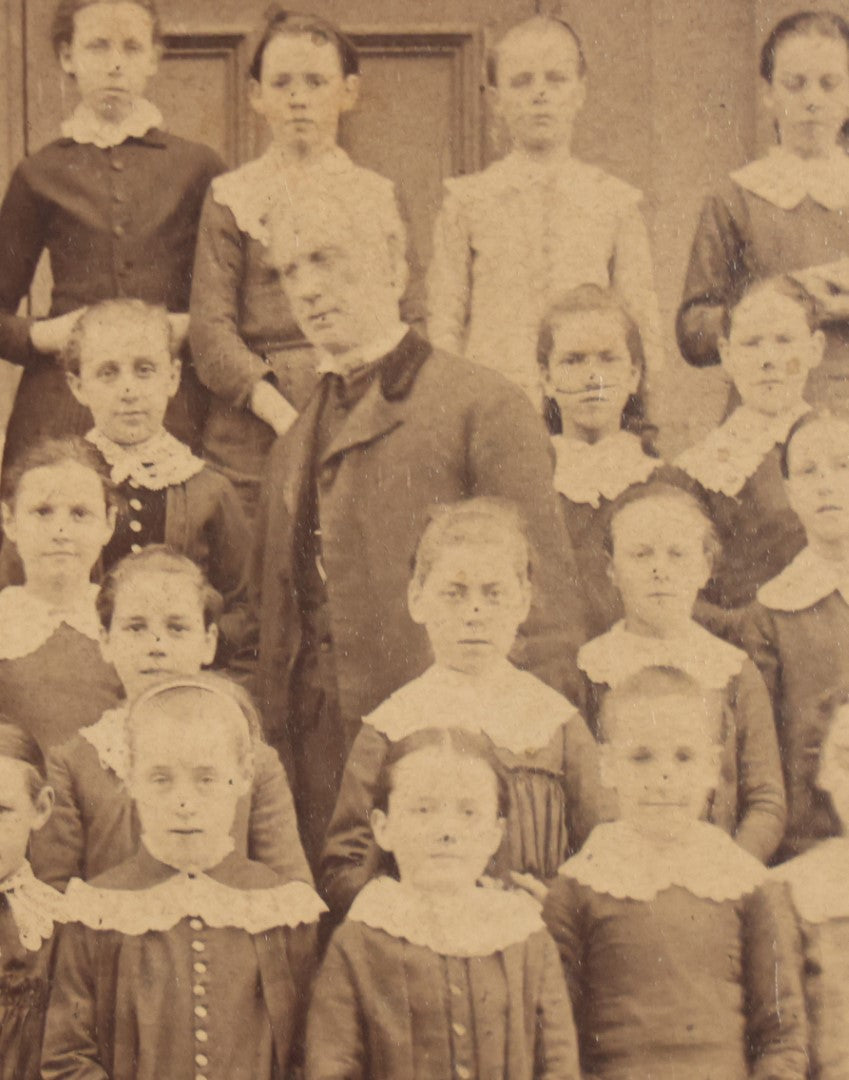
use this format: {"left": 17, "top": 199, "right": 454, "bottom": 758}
{"left": 0, "top": 722, "right": 66, "bottom": 1080}
{"left": 538, "top": 285, "right": 657, "bottom": 635}
{"left": 0, "top": 438, "right": 122, "bottom": 751}
{"left": 543, "top": 667, "right": 807, "bottom": 1080}
{"left": 31, "top": 547, "right": 311, "bottom": 890}
{"left": 676, "top": 276, "right": 821, "bottom": 607}
{"left": 578, "top": 475, "right": 786, "bottom": 862}
{"left": 320, "top": 499, "right": 604, "bottom": 915}
{"left": 744, "top": 410, "right": 849, "bottom": 861}
{"left": 42, "top": 675, "right": 325, "bottom": 1080}
{"left": 307, "top": 727, "right": 580, "bottom": 1080}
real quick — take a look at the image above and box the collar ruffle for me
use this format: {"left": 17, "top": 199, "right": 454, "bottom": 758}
{"left": 61, "top": 99, "right": 164, "bottom": 150}
{"left": 560, "top": 820, "right": 765, "bottom": 902}
{"left": 348, "top": 877, "right": 544, "bottom": 957}
{"left": 757, "top": 547, "right": 849, "bottom": 611}
{"left": 80, "top": 704, "right": 130, "bottom": 781}
{"left": 364, "top": 661, "right": 577, "bottom": 755}
{"left": 0, "top": 585, "right": 101, "bottom": 660}
{"left": 676, "top": 403, "right": 809, "bottom": 497}
{"left": 773, "top": 839, "right": 849, "bottom": 922}
{"left": 578, "top": 620, "right": 746, "bottom": 691}
{"left": 1, "top": 862, "right": 68, "bottom": 953}
{"left": 86, "top": 429, "right": 205, "bottom": 491}
{"left": 552, "top": 431, "right": 657, "bottom": 506}
{"left": 461, "top": 151, "right": 643, "bottom": 208}
{"left": 731, "top": 147, "right": 849, "bottom": 211}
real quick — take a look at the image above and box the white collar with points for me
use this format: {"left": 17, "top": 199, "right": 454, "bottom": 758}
{"left": 757, "top": 546, "right": 849, "bottom": 612}
{"left": 347, "top": 877, "right": 544, "bottom": 957}
{"left": 315, "top": 323, "right": 409, "bottom": 382}
{"left": 552, "top": 431, "right": 657, "bottom": 507}
{"left": 0, "top": 585, "right": 101, "bottom": 661}
{"left": 773, "top": 838, "right": 849, "bottom": 922}
{"left": 732, "top": 146, "right": 849, "bottom": 211}
{"left": 560, "top": 820, "right": 765, "bottom": 903}
{"left": 86, "top": 428, "right": 205, "bottom": 491}
{"left": 1, "top": 862, "right": 68, "bottom": 954}
{"left": 364, "top": 661, "right": 577, "bottom": 756}
{"left": 61, "top": 99, "right": 164, "bottom": 150}
{"left": 578, "top": 620, "right": 746, "bottom": 691}
{"left": 80, "top": 704, "right": 130, "bottom": 781}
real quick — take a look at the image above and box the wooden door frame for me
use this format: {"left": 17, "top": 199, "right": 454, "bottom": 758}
{"left": 0, "top": 0, "right": 25, "bottom": 189}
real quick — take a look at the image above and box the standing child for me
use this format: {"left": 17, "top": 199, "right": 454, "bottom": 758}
{"left": 0, "top": 0, "right": 223, "bottom": 465}
{"left": 31, "top": 547, "right": 311, "bottom": 891}
{"left": 0, "top": 439, "right": 122, "bottom": 752}
{"left": 321, "top": 499, "right": 603, "bottom": 915}
{"left": 427, "top": 15, "right": 664, "bottom": 408}
{"left": 677, "top": 277, "right": 821, "bottom": 608}
{"left": 42, "top": 676, "right": 325, "bottom": 1080}
{"left": 543, "top": 667, "right": 807, "bottom": 1080}
{"left": 307, "top": 728, "right": 580, "bottom": 1080}
{"left": 0, "top": 723, "right": 65, "bottom": 1080}
{"left": 578, "top": 477, "right": 786, "bottom": 862}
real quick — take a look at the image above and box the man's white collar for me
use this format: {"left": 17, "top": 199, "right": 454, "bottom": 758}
{"left": 315, "top": 323, "right": 408, "bottom": 382}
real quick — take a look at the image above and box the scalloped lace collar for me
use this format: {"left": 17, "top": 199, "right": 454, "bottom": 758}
{"left": 773, "top": 839, "right": 849, "bottom": 922}
{"left": 578, "top": 620, "right": 746, "bottom": 691}
{"left": 347, "top": 877, "right": 544, "bottom": 957}
{"left": 757, "top": 547, "right": 849, "bottom": 611}
{"left": 1, "top": 862, "right": 68, "bottom": 953}
{"left": 86, "top": 428, "right": 204, "bottom": 490}
{"left": 0, "top": 585, "right": 101, "bottom": 660}
{"left": 675, "top": 402, "right": 809, "bottom": 497}
{"left": 80, "top": 704, "right": 130, "bottom": 781}
{"left": 560, "top": 820, "right": 765, "bottom": 902}
{"left": 61, "top": 99, "right": 164, "bottom": 150}
{"left": 364, "top": 661, "right": 577, "bottom": 755}
{"left": 552, "top": 431, "right": 657, "bottom": 506}
{"left": 732, "top": 147, "right": 849, "bottom": 211}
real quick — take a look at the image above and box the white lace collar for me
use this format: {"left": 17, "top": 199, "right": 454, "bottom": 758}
{"left": 552, "top": 431, "right": 657, "bottom": 507}
{"left": 347, "top": 877, "right": 544, "bottom": 957}
{"left": 757, "top": 546, "right": 849, "bottom": 611}
{"left": 61, "top": 99, "right": 164, "bottom": 150}
{"left": 578, "top": 619, "right": 746, "bottom": 691}
{"left": 732, "top": 147, "right": 849, "bottom": 211}
{"left": 560, "top": 820, "right": 765, "bottom": 902}
{"left": 675, "top": 402, "right": 809, "bottom": 497}
{"left": 364, "top": 661, "right": 577, "bottom": 756}
{"left": 0, "top": 585, "right": 101, "bottom": 660}
{"left": 1, "top": 862, "right": 68, "bottom": 953}
{"left": 773, "top": 838, "right": 849, "bottom": 922}
{"left": 80, "top": 704, "right": 130, "bottom": 781}
{"left": 86, "top": 428, "right": 205, "bottom": 491}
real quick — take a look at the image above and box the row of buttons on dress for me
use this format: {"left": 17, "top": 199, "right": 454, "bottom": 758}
{"left": 190, "top": 917, "right": 211, "bottom": 1080}
{"left": 106, "top": 151, "right": 136, "bottom": 283}
{"left": 446, "top": 959, "right": 474, "bottom": 1080}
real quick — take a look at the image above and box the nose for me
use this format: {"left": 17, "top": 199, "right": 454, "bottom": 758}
{"left": 106, "top": 45, "right": 124, "bottom": 73}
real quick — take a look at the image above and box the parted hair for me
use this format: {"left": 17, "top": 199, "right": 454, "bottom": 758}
{"left": 249, "top": 5, "right": 359, "bottom": 81}
{"left": 1, "top": 436, "right": 119, "bottom": 511}
{"left": 61, "top": 299, "right": 175, "bottom": 377}
{"left": 487, "top": 14, "right": 586, "bottom": 86}
{"left": 760, "top": 10, "right": 849, "bottom": 83}
{"left": 52, "top": 0, "right": 162, "bottom": 55}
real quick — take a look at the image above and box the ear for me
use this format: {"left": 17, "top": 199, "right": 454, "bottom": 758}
{"left": 716, "top": 334, "right": 731, "bottom": 370}
{"left": 66, "top": 371, "right": 88, "bottom": 408}
{"left": 339, "top": 73, "right": 360, "bottom": 114}
{"left": 626, "top": 361, "right": 641, "bottom": 397}
{"left": 370, "top": 807, "right": 392, "bottom": 853}
{"left": 31, "top": 785, "right": 55, "bottom": 832}
{"left": 517, "top": 575, "right": 533, "bottom": 625}
{"left": 810, "top": 329, "right": 826, "bottom": 368}
{"left": 99, "top": 625, "right": 114, "bottom": 667}
{"left": 573, "top": 75, "right": 588, "bottom": 114}
{"left": 762, "top": 81, "right": 776, "bottom": 119}
{"left": 1, "top": 501, "right": 16, "bottom": 545}
{"left": 248, "top": 79, "right": 266, "bottom": 117}
{"left": 598, "top": 744, "right": 617, "bottom": 791}
{"left": 200, "top": 623, "right": 219, "bottom": 668}
{"left": 58, "top": 41, "right": 76, "bottom": 79}
{"left": 168, "top": 358, "right": 182, "bottom": 400}
{"left": 104, "top": 504, "right": 118, "bottom": 544}
{"left": 407, "top": 578, "right": 427, "bottom": 627}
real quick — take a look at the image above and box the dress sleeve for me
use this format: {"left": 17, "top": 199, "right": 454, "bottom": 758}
{"left": 249, "top": 743, "right": 314, "bottom": 885}
{"left": 41, "top": 924, "right": 108, "bottom": 1080}
{"left": 30, "top": 747, "right": 84, "bottom": 891}
{"left": 541, "top": 876, "right": 587, "bottom": 1017}
{"left": 535, "top": 932, "right": 582, "bottom": 1080}
{"left": 610, "top": 201, "right": 666, "bottom": 378}
{"left": 426, "top": 183, "right": 471, "bottom": 357}
{"left": 738, "top": 603, "right": 781, "bottom": 702}
{"left": 205, "top": 474, "right": 252, "bottom": 660}
{"left": 562, "top": 714, "right": 610, "bottom": 857}
{"left": 305, "top": 931, "right": 367, "bottom": 1080}
{"left": 0, "top": 162, "right": 50, "bottom": 366}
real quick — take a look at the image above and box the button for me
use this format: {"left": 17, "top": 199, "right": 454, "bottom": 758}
{"left": 449, "top": 984, "right": 462, "bottom": 997}
{"left": 112, "top": 191, "right": 125, "bottom": 203}
{"left": 193, "top": 961, "right": 207, "bottom": 974}
{"left": 112, "top": 224, "right": 125, "bottom": 237}
{"left": 194, "top": 1005, "right": 208, "bottom": 1019}
{"left": 130, "top": 544, "right": 142, "bottom": 554}
{"left": 195, "top": 1055, "right": 208, "bottom": 1068}
{"left": 319, "top": 640, "right": 332, "bottom": 653}
{"left": 456, "top": 1068, "right": 471, "bottom": 1079}
{"left": 110, "top": 158, "right": 125, "bottom": 171}
{"left": 191, "top": 940, "right": 205, "bottom": 952}
{"left": 192, "top": 984, "right": 206, "bottom": 997}
{"left": 452, "top": 1023, "right": 467, "bottom": 1037}
{"left": 196, "top": 1029, "right": 209, "bottom": 1043}
{"left": 129, "top": 498, "right": 143, "bottom": 512}
{"left": 129, "top": 520, "right": 143, "bottom": 533}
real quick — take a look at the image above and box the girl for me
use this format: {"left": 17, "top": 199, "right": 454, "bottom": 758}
{"left": 307, "top": 727, "right": 580, "bottom": 1080}
{"left": 320, "top": 499, "right": 605, "bottom": 916}
{"left": 543, "top": 666, "right": 807, "bottom": 1080}
{"left": 0, "top": 0, "right": 223, "bottom": 467}
{"left": 538, "top": 285, "right": 657, "bottom": 634}
{"left": 0, "top": 722, "right": 65, "bottom": 1080}
{"left": 578, "top": 475, "right": 786, "bottom": 862}
{"left": 0, "top": 438, "right": 122, "bottom": 752}
{"left": 42, "top": 675, "right": 325, "bottom": 1080}
{"left": 189, "top": 7, "right": 408, "bottom": 513}
{"left": 31, "top": 546, "right": 311, "bottom": 890}
{"left": 678, "top": 11, "right": 849, "bottom": 415}
{"left": 744, "top": 410, "right": 849, "bottom": 861}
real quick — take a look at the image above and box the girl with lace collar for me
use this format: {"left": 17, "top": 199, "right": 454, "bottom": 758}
{"left": 538, "top": 286, "right": 658, "bottom": 635}
{"left": 543, "top": 666, "right": 807, "bottom": 1080}
{"left": 0, "top": 0, "right": 223, "bottom": 477}
{"left": 42, "top": 677, "right": 325, "bottom": 1080}
{"left": 0, "top": 439, "right": 122, "bottom": 753}
{"left": 320, "top": 500, "right": 606, "bottom": 917}
{"left": 678, "top": 12, "right": 849, "bottom": 418}
{"left": 308, "top": 727, "right": 580, "bottom": 1080}
{"left": 0, "top": 723, "right": 68, "bottom": 1080}
{"left": 32, "top": 560, "right": 311, "bottom": 893}
{"left": 578, "top": 477, "right": 786, "bottom": 863}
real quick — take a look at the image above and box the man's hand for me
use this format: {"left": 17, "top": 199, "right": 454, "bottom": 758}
{"left": 250, "top": 379, "right": 299, "bottom": 437}
{"left": 29, "top": 307, "right": 87, "bottom": 354}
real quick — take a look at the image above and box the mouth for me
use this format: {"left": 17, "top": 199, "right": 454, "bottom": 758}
{"left": 308, "top": 309, "right": 337, "bottom": 325}
{"left": 169, "top": 828, "right": 203, "bottom": 836}
{"left": 817, "top": 504, "right": 843, "bottom": 514}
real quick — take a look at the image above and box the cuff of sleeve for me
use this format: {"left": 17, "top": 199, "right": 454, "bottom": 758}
{"left": 0, "top": 314, "right": 40, "bottom": 367}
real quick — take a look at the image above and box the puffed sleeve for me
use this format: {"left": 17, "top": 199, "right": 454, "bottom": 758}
{"left": 41, "top": 924, "right": 109, "bottom": 1080}
{"left": 562, "top": 714, "right": 610, "bottom": 857}
{"left": 305, "top": 930, "right": 367, "bottom": 1080}
{"left": 426, "top": 181, "right": 472, "bottom": 357}
{"left": 610, "top": 201, "right": 666, "bottom": 378}
{"left": 738, "top": 602, "right": 781, "bottom": 702}
{"left": 535, "top": 931, "right": 583, "bottom": 1080}
{"left": 0, "top": 163, "right": 50, "bottom": 366}
{"left": 30, "top": 745, "right": 85, "bottom": 891}
{"left": 250, "top": 743, "right": 314, "bottom": 885}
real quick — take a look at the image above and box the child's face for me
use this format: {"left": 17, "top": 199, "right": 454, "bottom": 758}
{"left": 371, "top": 746, "right": 505, "bottom": 893}
{"left": 408, "top": 541, "right": 532, "bottom": 676}
{"left": 785, "top": 417, "right": 849, "bottom": 546}
{"left": 100, "top": 570, "right": 218, "bottom": 700}
{"left": 2, "top": 463, "right": 115, "bottom": 583}
{"left": 59, "top": 2, "right": 159, "bottom": 122}
{"left": 818, "top": 706, "right": 849, "bottom": 828}
{"left": 495, "top": 26, "right": 586, "bottom": 154}
{"left": 545, "top": 311, "right": 640, "bottom": 439}
{"left": 610, "top": 497, "right": 712, "bottom": 634}
{"left": 720, "top": 290, "right": 822, "bottom": 416}
{"left": 0, "top": 758, "right": 52, "bottom": 883}
{"left": 765, "top": 32, "right": 849, "bottom": 158}
{"left": 68, "top": 316, "right": 180, "bottom": 446}
{"left": 601, "top": 695, "right": 722, "bottom": 832}
{"left": 129, "top": 702, "right": 249, "bottom": 871}
{"left": 250, "top": 32, "right": 358, "bottom": 155}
